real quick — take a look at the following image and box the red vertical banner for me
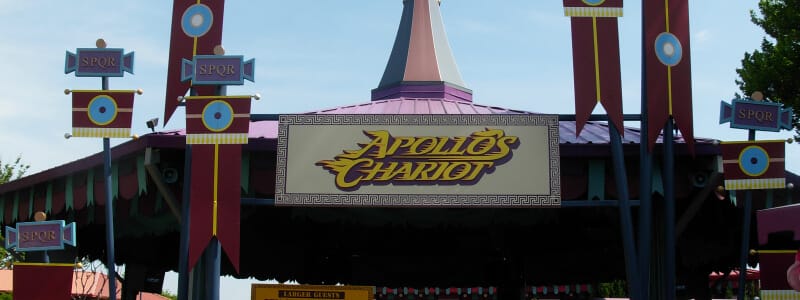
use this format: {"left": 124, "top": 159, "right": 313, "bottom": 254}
{"left": 185, "top": 95, "right": 251, "bottom": 273}
{"left": 13, "top": 263, "right": 74, "bottom": 300}
{"left": 563, "top": 0, "right": 624, "bottom": 136}
{"left": 164, "top": 0, "right": 225, "bottom": 125}
{"left": 644, "top": 0, "right": 694, "bottom": 152}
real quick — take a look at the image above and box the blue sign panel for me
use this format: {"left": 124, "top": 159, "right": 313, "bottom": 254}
{"left": 65, "top": 48, "right": 134, "bottom": 77}
{"left": 5, "top": 220, "right": 76, "bottom": 252}
{"left": 181, "top": 55, "right": 255, "bottom": 85}
{"left": 720, "top": 98, "right": 793, "bottom": 132}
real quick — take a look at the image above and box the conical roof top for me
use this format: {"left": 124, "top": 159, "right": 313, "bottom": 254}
{"left": 372, "top": 0, "right": 472, "bottom": 102}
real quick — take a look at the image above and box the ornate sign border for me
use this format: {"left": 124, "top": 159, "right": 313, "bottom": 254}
{"left": 275, "top": 114, "right": 561, "bottom": 208}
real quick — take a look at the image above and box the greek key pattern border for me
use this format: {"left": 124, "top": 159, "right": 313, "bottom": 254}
{"left": 276, "top": 114, "right": 561, "bottom": 208}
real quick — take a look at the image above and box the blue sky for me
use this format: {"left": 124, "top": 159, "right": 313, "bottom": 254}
{"left": 0, "top": 0, "right": 797, "bottom": 298}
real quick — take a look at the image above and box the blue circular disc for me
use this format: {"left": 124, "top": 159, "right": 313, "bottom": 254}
{"left": 202, "top": 100, "right": 234, "bottom": 132}
{"left": 87, "top": 95, "right": 118, "bottom": 126}
{"left": 582, "top": 0, "right": 606, "bottom": 6}
{"left": 654, "top": 32, "right": 683, "bottom": 67}
{"left": 738, "top": 145, "right": 770, "bottom": 177}
{"left": 181, "top": 4, "right": 214, "bottom": 38}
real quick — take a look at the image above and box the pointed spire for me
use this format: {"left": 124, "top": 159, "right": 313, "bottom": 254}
{"left": 372, "top": 0, "right": 472, "bottom": 102}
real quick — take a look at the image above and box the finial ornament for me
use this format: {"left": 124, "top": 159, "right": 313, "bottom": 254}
{"left": 751, "top": 91, "right": 764, "bottom": 101}
{"left": 96, "top": 38, "right": 107, "bottom": 49}
{"left": 213, "top": 45, "right": 225, "bottom": 55}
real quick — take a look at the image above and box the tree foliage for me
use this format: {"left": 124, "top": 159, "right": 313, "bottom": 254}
{"left": 1, "top": 155, "right": 29, "bottom": 269}
{"left": 0, "top": 155, "right": 30, "bottom": 184}
{"left": 735, "top": 0, "right": 800, "bottom": 137}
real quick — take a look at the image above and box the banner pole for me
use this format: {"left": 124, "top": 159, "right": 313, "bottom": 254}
{"left": 610, "top": 123, "right": 641, "bottom": 300}
{"left": 178, "top": 142, "right": 192, "bottom": 300}
{"left": 101, "top": 75, "right": 119, "bottom": 300}
{"left": 639, "top": 1, "right": 653, "bottom": 297}
{"left": 737, "top": 129, "right": 756, "bottom": 300}
{"left": 664, "top": 118, "right": 676, "bottom": 300}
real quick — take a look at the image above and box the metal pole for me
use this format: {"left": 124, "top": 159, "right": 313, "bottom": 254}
{"left": 737, "top": 129, "right": 756, "bottom": 300}
{"left": 102, "top": 76, "right": 118, "bottom": 300}
{"left": 610, "top": 123, "right": 641, "bottom": 300}
{"left": 664, "top": 118, "right": 676, "bottom": 300}
{"left": 639, "top": 0, "right": 653, "bottom": 296}
{"left": 178, "top": 144, "right": 192, "bottom": 300}
{"left": 206, "top": 237, "right": 221, "bottom": 300}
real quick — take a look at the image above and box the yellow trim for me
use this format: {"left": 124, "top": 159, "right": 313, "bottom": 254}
{"left": 721, "top": 140, "right": 787, "bottom": 145}
{"left": 212, "top": 143, "right": 219, "bottom": 236}
{"left": 14, "top": 262, "right": 75, "bottom": 267}
{"left": 753, "top": 249, "right": 798, "bottom": 254}
{"left": 564, "top": 7, "right": 623, "bottom": 17}
{"left": 592, "top": 17, "right": 602, "bottom": 103}
{"left": 664, "top": 0, "right": 670, "bottom": 33}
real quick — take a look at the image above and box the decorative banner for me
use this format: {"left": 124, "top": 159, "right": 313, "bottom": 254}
{"left": 185, "top": 95, "right": 252, "bottom": 273}
{"left": 13, "top": 263, "right": 75, "bottom": 300}
{"left": 5, "top": 220, "right": 76, "bottom": 251}
{"left": 720, "top": 140, "right": 785, "bottom": 190}
{"left": 276, "top": 114, "right": 561, "bottom": 208}
{"left": 70, "top": 90, "right": 137, "bottom": 138}
{"left": 251, "top": 284, "right": 375, "bottom": 300}
{"left": 164, "top": 0, "right": 226, "bottom": 125}
{"left": 181, "top": 55, "right": 255, "bottom": 85}
{"left": 65, "top": 48, "right": 134, "bottom": 77}
{"left": 720, "top": 98, "right": 794, "bottom": 132}
{"left": 563, "top": 0, "right": 624, "bottom": 136}
{"left": 184, "top": 95, "right": 252, "bottom": 144}
{"left": 644, "top": 0, "right": 694, "bottom": 152}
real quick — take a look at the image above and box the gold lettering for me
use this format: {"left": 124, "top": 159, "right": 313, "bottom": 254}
{"left": 317, "top": 129, "right": 519, "bottom": 189}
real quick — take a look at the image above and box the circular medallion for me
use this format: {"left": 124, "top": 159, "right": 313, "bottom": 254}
{"left": 181, "top": 4, "right": 214, "bottom": 38}
{"left": 201, "top": 100, "right": 234, "bottom": 132}
{"left": 87, "top": 95, "right": 118, "bottom": 126}
{"left": 654, "top": 32, "right": 683, "bottom": 67}
{"left": 738, "top": 145, "right": 770, "bottom": 177}
{"left": 582, "top": 0, "right": 606, "bottom": 6}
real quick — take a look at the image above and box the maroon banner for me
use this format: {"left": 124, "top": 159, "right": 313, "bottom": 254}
{"left": 13, "top": 263, "right": 74, "bottom": 300}
{"left": 71, "top": 90, "right": 135, "bottom": 129}
{"left": 164, "top": 0, "right": 225, "bottom": 125}
{"left": 188, "top": 144, "right": 241, "bottom": 273}
{"left": 185, "top": 96, "right": 252, "bottom": 135}
{"left": 644, "top": 0, "right": 694, "bottom": 152}
{"left": 567, "top": 16, "right": 623, "bottom": 136}
{"left": 720, "top": 140, "right": 785, "bottom": 179}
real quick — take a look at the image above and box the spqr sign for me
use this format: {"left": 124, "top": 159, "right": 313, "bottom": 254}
{"left": 252, "top": 284, "right": 374, "bottom": 300}
{"left": 719, "top": 98, "right": 793, "bottom": 132}
{"left": 5, "top": 220, "right": 76, "bottom": 252}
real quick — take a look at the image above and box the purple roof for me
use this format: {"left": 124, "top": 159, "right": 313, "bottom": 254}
{"left": 280, "top": 97, "right": 709, "bottom": 145}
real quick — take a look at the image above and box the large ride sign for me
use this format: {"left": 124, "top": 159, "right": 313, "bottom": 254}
{"left": 275, "top": 114, "right": 561, "bottom": 208}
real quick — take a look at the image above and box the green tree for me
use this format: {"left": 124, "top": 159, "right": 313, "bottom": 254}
{"left": 735, "top": 0, "right": 800, "bottom": 137}
{"left": 161, "top": 290, "right": 179, "bottom": 300}
{"left": 1, "top": 155, "right": 30, "bottom": 269}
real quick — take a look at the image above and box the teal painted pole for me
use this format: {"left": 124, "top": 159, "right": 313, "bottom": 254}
{"left": 664, "top": 118, "right": 676, "bottom": 300}
{"left": 102, "top": 76, "right": 118, "bottom": 300}
{"left": 610, "top": 123, "right": 641, "bottom": 300}
{"left": 638, "top": 0, "right": 654, "bottom": 296}
{"left": 737, "top": 129, "right": 756, "bottom": 300}
{"left": 178, "top": 144, "right": 192, "bottom": 300}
